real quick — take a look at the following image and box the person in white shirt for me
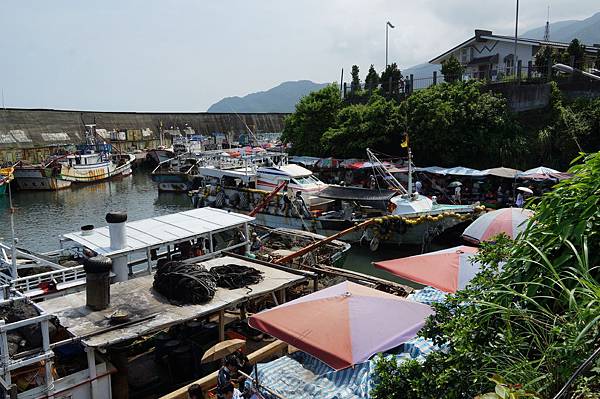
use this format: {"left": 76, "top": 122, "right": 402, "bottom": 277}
{"left": 415, "top": 180, "right": 422, "bottom": 193}
{"left": 454, "top": 185, "right": 461, "bottom": 204}
{"left": 516, "top": 192, "right": 524, "bottom": 207}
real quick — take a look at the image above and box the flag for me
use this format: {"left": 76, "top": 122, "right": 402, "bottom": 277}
{"left": 401, "top": 134, "right": 409, "bottom": 148}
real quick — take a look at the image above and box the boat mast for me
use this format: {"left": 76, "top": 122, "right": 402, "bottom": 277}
{"left": 407, "top": 147, "right": 413, "bottom": 196}
{"left": 8, "top": 183, "right": 17, "bottom": 279}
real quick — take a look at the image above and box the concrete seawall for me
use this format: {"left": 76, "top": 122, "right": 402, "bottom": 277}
{"left": 0, "top": 108, "right": 289, "bottom": 163}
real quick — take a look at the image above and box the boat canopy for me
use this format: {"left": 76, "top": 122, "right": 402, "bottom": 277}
{"left": 62, "top": 207, "right": 254, "bottom": 257}
{"left": 258, "top": 164, "right": 314, "bottom": 178}
{"left": 316, "top": 185, "right": 397, "bottom": 202}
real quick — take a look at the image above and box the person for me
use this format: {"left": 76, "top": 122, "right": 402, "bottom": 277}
{"left": 220, "top": 382, "right": 241, "bottom": 399}
{"left": 516, "top": 192, "right": 524, "bottom": 208}
{"left": 415, "top": 180, "right": 422, "bottom": 194}
{"left": 454, "top": 185, "right": 462, "bottom": 204}
{"left": 294, "top": 191, "right": 310, "bottom": 217}
{"left": 281, "top": 188, "right": 292, "bottom": 216}
{"left": 250, "top": 232, "right": 262, "bottom": 252}
{"left": 369, "top": 175, "right": 377, "bottom": 190}
{"left": 497, "top": 186, "right": 504, "bottom": 205}
{"left": 217, "top": 356, "right": 238, "bottom": 398}
{"left": 188, "top": 384, "right": 202, "bottom": 399}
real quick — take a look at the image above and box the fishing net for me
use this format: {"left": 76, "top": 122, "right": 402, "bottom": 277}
{"left": 153, "top": 261, "right": 217, "bottom": 304}
{"left": 210, "top": 264, "right": 264, "bottom": 289}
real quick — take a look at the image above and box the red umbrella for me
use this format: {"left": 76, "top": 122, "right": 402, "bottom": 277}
{"left": 249, "top": 281, "right": 434, "bottom": 370}
{"left": 374, "top": 246, "right": 480, "bottom": 293}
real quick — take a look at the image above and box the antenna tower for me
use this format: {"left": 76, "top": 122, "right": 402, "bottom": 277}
{"left": 543, "top": 5, "right": 550, "bottom": 41}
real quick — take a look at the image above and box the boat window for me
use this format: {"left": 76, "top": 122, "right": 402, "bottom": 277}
{"left": 75, "top": 157, "right": 81, "bottom": 165}
{"left": 292, "top": 176, "right": 313, "bottom": 185}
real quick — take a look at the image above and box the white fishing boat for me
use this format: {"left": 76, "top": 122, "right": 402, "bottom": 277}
{"left": 191, "top": 149, "right": 483, "bottom": 247}
{"left": 13, "top": 157, "right": 72, "bottom": 190}
{"left": 59, "top": 125, "right": 135, "bottom": 184}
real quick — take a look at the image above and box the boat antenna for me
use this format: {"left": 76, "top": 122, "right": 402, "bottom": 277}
{"left": 366, "top": 148, "right": 407, "bottom": 194}
{"left": 8, "top": 181, "right": 17, "bottom": 279}
{"left": 228, "top": 105, "right": 259, "bottom": 146}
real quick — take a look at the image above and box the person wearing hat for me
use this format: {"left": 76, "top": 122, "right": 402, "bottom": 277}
{"left": 250, "top": 232, "right": 262, "bottom": 251}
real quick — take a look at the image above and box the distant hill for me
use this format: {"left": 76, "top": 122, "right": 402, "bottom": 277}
{"left": 207, "top": 80, "right": 329, "bottom": 113}
{"left": 402, "top": 63, "right": 441, "bottom": 79}
{"left": 522, "top": 11, "right": 600, "bottom": 45}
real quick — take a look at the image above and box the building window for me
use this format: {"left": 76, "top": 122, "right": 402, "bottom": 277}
{"left": 460, "top": 48, "right": 469, "bottom": 63}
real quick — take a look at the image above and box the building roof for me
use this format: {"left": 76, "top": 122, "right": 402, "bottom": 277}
{"left": 39, "top": 256, "right": 307, "bottom": 348}
{"left": 62, "top": 207, "right": 254, "bottom": 257}
{"left": 429, "top": 30, "right": 600, "bottom": 64}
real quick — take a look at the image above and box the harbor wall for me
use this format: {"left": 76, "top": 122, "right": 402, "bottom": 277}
{"left": 0, "top": 108, "right": 289, "bottom": 163}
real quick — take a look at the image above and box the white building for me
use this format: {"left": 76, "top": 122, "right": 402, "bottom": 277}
{"left": 429, "top": 29, "right": 599, "bottom": 81}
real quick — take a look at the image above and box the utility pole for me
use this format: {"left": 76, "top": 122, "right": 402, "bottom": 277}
{"left": 513, "top": 0, "right": 520, "bottom": 76}
{"left": 386, "top": 21, "right": 395, "bottom": 68}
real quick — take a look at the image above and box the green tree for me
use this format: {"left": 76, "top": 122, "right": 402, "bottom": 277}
{"left": 401, "top": 81, "right": 526, "bottom": 169}
{"left": 379, "top": 63, "right": 403, "bottom": 98}
{"left": 365, "top": 64, "right": 380, "bottom": 91}
{"left": 280, "top": 84, "right": 342, "bottom": 156}
{"left": 534, "top": 45, "right": 559, "bottom": 75}
{"left": 350, "top": 65, "right": 361, "bottom": 93}
{"left": 440, "top": 55, "right": 464, "bottom": 83}
{"left": 565, "top": 38, "right": 586, "bottom": 67}
{"left": 321, "top": 92, "right": 403, "bottom": 158}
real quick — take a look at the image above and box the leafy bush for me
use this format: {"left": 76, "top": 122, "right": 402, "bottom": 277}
{"left": 372, "top": 152, "right": 600, "bottom": 398}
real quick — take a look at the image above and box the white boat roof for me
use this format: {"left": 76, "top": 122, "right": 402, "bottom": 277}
{"left": 62, "top": 208, "right": 254, "bottom": 257}
{"left": 258, "top": 164, "right": 313, "bottom": 178}
{"left": 197, "top": 166, "right": 257, "bottom": 182}
{"left": 40, "top": 256, "right": 307, "bottom": 348}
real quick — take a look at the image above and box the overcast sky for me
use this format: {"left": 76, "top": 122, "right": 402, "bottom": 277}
{"left": 0, "top": 1, "right": 598, "bottom": 112}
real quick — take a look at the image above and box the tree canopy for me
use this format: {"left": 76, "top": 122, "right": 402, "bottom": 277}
{"left": 365, "top": 64, "right": 380, "bottom": 91}
{"left": 402, "top": 81, "right": 526, "bottom": 169}
{"left": 281, "top": 84, "right": 342, "bottom": 156}
{"left": 372, "top": 151, "right": 600, "bottom": 398}
{"left": 350, "top": 65, "right": 361, "bottom": 93}
{"left": 379, "top": 63, "right": 403, "bottom": 97}
{"left": 440, "top": 55, "right": 464, "bottom": 83}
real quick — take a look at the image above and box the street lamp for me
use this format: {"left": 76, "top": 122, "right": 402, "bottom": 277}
{"left": 386, "top": 21, "right": 395, "bottom": 68}
{"left": 513, "top": 0, "right": 519, "bottom": 76}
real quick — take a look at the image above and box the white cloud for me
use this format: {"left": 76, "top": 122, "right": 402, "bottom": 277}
{"left": 0, "top": 0, "right": 598, "bottom": 111}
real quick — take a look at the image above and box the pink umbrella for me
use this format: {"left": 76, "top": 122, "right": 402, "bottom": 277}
{"left": 249, "top": 281, "right": 434, "bottom": 370}
{"left": 374, "top": 246, "right": 480, "bottom": 293}
{"left": 463, "top": 208, "right": 534, "bottom": 243}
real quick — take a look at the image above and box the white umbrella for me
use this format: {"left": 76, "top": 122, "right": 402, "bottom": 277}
{"left": 517, "top": 186, "right": 533, "bottom": 194}
{"left": 448, "top": 181, "right": 463, "bottom": 188}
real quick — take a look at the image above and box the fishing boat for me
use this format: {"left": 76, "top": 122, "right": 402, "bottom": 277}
{"left": 0, "top": 166, "right": 14, "bottom": 195}
{"left": 13, "top": 157, "right": 72, "bottom": 190}
{"left": 190, "top": 149, "right": 483, "bottom": 247}
{"left": 60, "top": 149, "right": 134, "bottom": 183}
{"left": 151, "top": 154, "right": 201, "bottom": 192}
{"left": 250, "top": 226, "right": 351, "bottom": 268}
{"left": 146, "top": 146, "right": 175, "bottom": 165}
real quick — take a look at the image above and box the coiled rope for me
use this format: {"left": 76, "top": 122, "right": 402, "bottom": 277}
{"left": 153, "top": 262, "right": 264, "bottom": 304}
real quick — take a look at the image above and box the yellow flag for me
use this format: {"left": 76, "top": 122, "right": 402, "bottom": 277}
{"left": 401, "top": 134, "right": 409, "bottom": 148}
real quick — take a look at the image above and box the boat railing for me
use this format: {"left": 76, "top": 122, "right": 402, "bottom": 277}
{"left": 0, "top": 290, "right": 55, "bottom": 396}
{"left": 11, "top": 266, "right": 86, "bottom": 295}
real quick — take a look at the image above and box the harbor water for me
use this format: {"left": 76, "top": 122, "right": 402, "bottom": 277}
{"left": 0, "top": 168, "right": 424, "bottom": 286}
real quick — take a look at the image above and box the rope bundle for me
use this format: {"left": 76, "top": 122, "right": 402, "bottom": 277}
{"left": 153, "top": 262, "right": 217, "bottom": 304}
{"left": 153, "top": 262, "right": 264, "bottom": 304}
{"left": 210, "top": 264, "right": 264, "bottom": 289}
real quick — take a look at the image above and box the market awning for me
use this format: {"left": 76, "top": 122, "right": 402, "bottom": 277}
{"left": 483, "top": 167, "right": 522, "bottom": 179}
{"left": 249, "top": 281, "right": 434, "bottom": 370}
{"left": 316, "top": 185, "right": 397, "bottom": 202}
{"left": 288, "top": 156, "right": 321, "bottom": 167}
{"left": 415, "top": 166, "right": 486, "bottom": 177}
{"left": 374, "top": 246, "right": 481, "bottom": 293}
{"left": 517, "top": 166, "right": 571, "bottom": 180}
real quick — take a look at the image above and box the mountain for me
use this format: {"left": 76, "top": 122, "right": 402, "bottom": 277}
{"left": 207, "top": 80, "right": 329, "bottom": 113}
{"left": 402, "top": 63, "right": 441, "bottom": 79}
{"left": 522, "top": 11, "right": 600, "bottom": 45}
